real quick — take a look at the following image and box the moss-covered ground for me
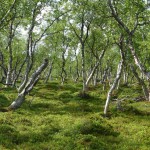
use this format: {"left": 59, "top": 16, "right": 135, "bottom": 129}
{"left": 0, "top": 81, "right": 150, "bottom": 150}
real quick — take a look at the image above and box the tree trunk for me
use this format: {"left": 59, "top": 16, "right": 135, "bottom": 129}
{"left": 5, "top": 18, "right": 15, "bottom": 87}
{"left": 80, "top": 42, "right": 87, "bottom": 94}
{"left": 102, "top": 68, "right": 108, "bottom": 90}
{"left": 60, "top": 49, "right": 67, "bottom": 85}
{"left": 8, "top": 93, "right": 25, "bottom": 110}
{"left": 104, "top": 34, "right": 124, "bottom": 116}
{"left": 74, "top": 48, "right": 79, "bottom": 82}
{"left": 123, "top": 66, "right": 129, "bottom": 85}
{"left": 93, "top": 68, "right": 99, "bottom": 86}
{"left": 8, "top": 59, "right": 48, "bottom": 110}
{"left": 86, "top": 49, "right": 106, "bottom": 87}
{"left": 108, "top": 0, "right": 150, "bottom": 94}
{"left": 130, "top": 65, "right": 149, "bottom": 100}
{"left": 45, "top": 60, "right": 53, "bottom": 83}
{"left": 104, "top": 60, "right": 123, "bottom": 116}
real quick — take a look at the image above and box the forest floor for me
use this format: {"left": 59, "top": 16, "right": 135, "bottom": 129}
{"left": 0, "top": 81, "right": 150, "bottom": 150}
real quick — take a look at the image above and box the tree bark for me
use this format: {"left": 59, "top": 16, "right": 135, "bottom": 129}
{"left": 130, "top": 65, "right": 149, "bottom": 100}
{"left": 8, "top": 93, "right": 25, "bottom": 110}
{"left": 104, "top": 34, "right": 125, "bottom": 116}
{"left": 5, "top": 12, "right": 20, "bottom": 87}
{"left": 108, "top": 0, "right": 150, "bottom": 79}
{"left": 8, "top": 59, "right": 48, "bottom": 110}
{"left": 108, "top": 0, "right": 150, "bottom": 101}
{"left": 45, "top": 60, "right": 54, "bottom": 83}
{"left": 123, "top": 66, "right": 129, "bottom": 85}
{"left": 104, "top": 60, "right": 123, "bottom": 116}
{"left": 93, "top": 68, "right": 99, "bottom": 86}
{"left": 74, "top": 48, "right": 80, "bottom": 82}
{"left": 69, "top": 10, "right": 91, "bottom": 94}
{"left": 60, "top": 49, "right": 67, "bottom": 85}
{"left": 86, "top": 49, "right": 106, "bottom": 87}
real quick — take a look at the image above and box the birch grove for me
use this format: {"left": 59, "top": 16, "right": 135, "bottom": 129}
{"left": 0, "top": 0, "right": 149, "bottom": 112}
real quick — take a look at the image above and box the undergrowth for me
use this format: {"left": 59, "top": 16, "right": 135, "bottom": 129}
{"left": 0, "top": 82, "right": 150, "bottom": 150}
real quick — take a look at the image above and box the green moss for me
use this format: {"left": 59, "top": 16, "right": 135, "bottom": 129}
{"left": 0, "top": 82, "right": 150, "bottom": 149}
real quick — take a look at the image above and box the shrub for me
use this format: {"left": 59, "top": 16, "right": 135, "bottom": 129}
{"left": 77, "top": 114, "right": 118, "bottom": 136}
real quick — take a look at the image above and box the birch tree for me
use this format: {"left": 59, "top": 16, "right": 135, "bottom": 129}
{"left": 69, "top": 1, "right": 91, "bottom": 95}
{"left": 5, "top": 6, "right": 21, "bottom": 87}
{"left": 5, "top": 0, "right": 67, "bottom": 110}
{"left": 104, "top": 35, "right": 125, "bottom": 116}
{"left": 108, "top": 0, "right": 150, "bottom": 100}
{"left": 8, "top": 59, "right": 48, "bottom": 110}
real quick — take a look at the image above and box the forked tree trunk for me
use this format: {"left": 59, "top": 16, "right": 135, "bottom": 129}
{"left": 108, "top": 0, "right": 150, "bottom": 101}
{"left": 86, "top": 49, "right": 106, "bottom": 87}
{"left": 8, "top": 59, "right": 48, "bottom": 110}
{"left": 69, "top": 14, "right": 91, "bottom": 95}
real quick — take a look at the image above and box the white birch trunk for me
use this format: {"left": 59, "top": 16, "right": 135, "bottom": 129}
{"left": 93, "top": 68, "right": 99, "bottom": 86}
{"left": 8, "top": 59, "right": 48, "bottom": 110}
{"left": 104, "top": 60, "right": 123, "bottom": 116}
{"left": 45, "top": 60, "right": 53, "bottom": 83}
{"left": 5, "top": 18, "right": 16, "bottom": 87}
{"left": 86, "top": 49, "right": 106, "bottom": 87}
{"left": 8, "top": 92, "right": 25, "bottom": 110}
{"left": 108, "top": 0, "right": 150, "bottom": 101}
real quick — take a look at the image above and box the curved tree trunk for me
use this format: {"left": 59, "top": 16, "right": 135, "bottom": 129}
{"left": 8, "top": 93, "right": 25, "bottom": 110}
{"left": 8, "top": 59, "right": 48, "bottom": 110}
{"left": 108, "top": 0, "right": 150, "bottom": 101}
